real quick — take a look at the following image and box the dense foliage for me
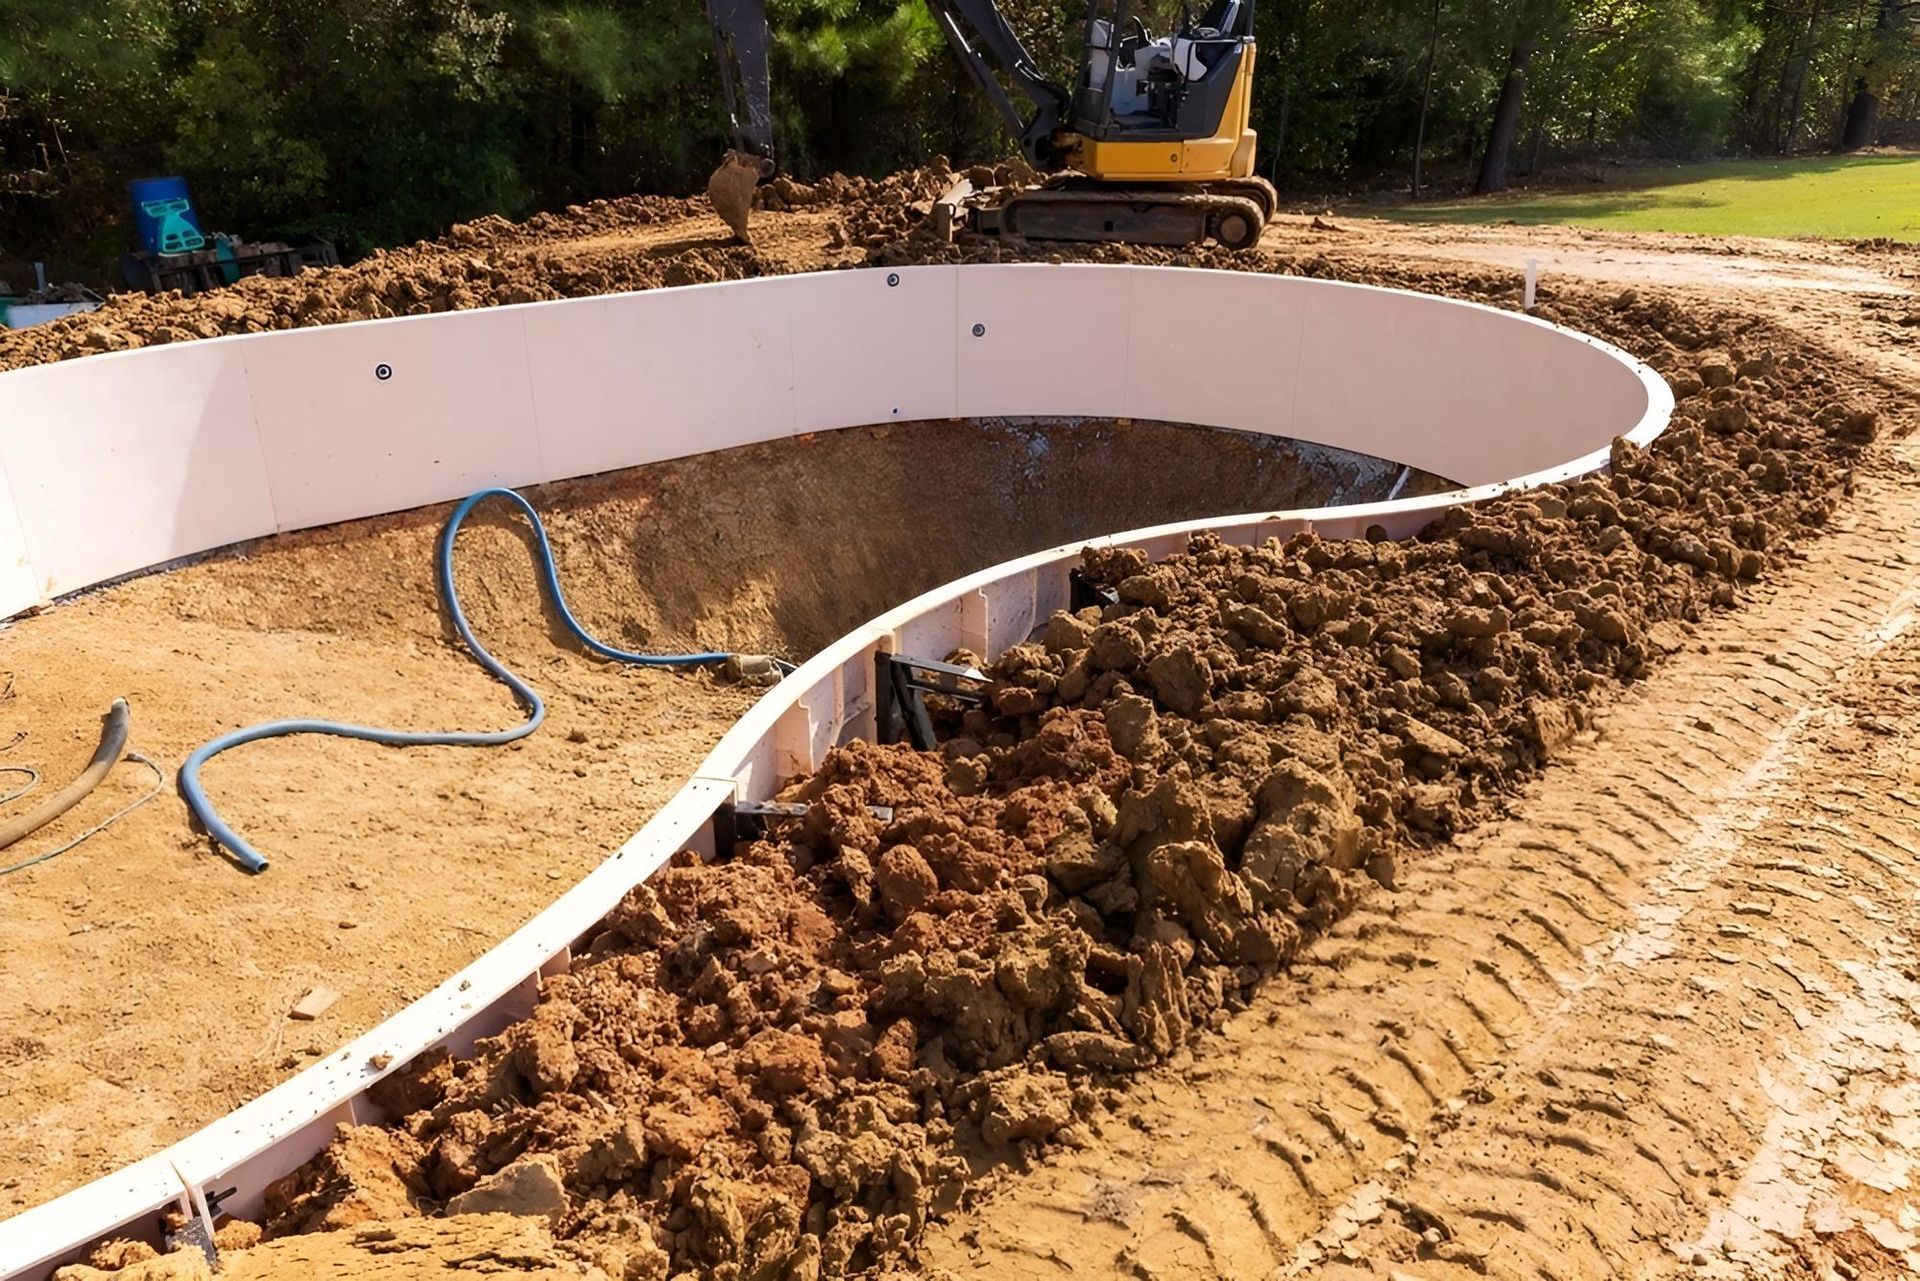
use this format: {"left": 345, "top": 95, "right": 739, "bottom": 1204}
{"left": 2, "top": 0, "right": 1917, "bottom": 275}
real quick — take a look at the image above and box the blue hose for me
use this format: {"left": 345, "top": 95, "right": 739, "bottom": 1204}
{"left": 180, "top": 486, "right": 733, "bottom": 873}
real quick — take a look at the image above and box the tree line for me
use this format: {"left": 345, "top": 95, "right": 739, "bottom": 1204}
{"left": 2, "top": 0, "right": 1917, "bottom": 277}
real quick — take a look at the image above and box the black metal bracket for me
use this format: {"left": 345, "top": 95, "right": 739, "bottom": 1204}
{"left": 875, "top": 653, "right": 989, "bottom": 750}
{"left": 162, "top": 1218, "right": 216, "bottom": 1267}
{"left": 712, "top": 800, "right": 895, "bottom": 852}
{"left": 1069, "top": 568, "right": 1117, "bottom": 613}
{"left": 158, "top": 1182, "right": 238, "bottom": 1266}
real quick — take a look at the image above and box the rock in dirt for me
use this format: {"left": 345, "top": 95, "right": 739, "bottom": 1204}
{"left": 978, "top": 1069, "right": 1076, "bottom": 1145}
{"left": 1146, "top": 647, "right": 1211, "bottom": 716}
{"left": 1242, "top": 758, "right": 1362, "bottom": 903}
{"left": 289, "top": 986, "right": 340, "bottom": 1021}
{"left": 1041, "top": 1029, "right": 1152, "bottom": 1071}
{"left": 445, "top": 1154, "right": 569, "bottom": 1225}
{"left": 1394, "top": 714, "right": 1467, "bottom": 761}
{"left": 210, "top": 1223, "right": 260, "bottom": 1253}
{"left": 1146, "top": 839, "right": 1295, "bottom": 966}
{"left": 874, "top": 844, "right": 938, "bottom": 920}
{"left": 719, "top": 653, "right": 782, "bottom": 687}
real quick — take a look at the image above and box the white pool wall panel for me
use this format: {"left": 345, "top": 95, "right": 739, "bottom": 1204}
{"left": 244, "top": 306, "right": 544, "bottom": 532}
{"left": 0, "top": 343, "right": 274, "bottom": 603}
{"left": 0, "top": 461, "right": 36, "bottom": 612}
{"left": 0, "top": 266, "right": 1658, "bottom": 620}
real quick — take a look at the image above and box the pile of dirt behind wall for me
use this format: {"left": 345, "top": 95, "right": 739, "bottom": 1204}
{"left": 172, "top": 291, "right": 1910, "bottom": 1281}
{"left": 0, "top": 170, "right": 956, "bottom": 373}
{"left": 0, "top": 167, "right": 1274, "bottom": 377}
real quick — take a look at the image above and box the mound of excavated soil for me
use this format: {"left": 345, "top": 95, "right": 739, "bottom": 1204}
{"left": 0, "top": 157, "right": 1615, "bottom": 380}
{"left": 1, "top": 417, "right": 1405, "bottom": 1218}
{"left": 0, "top": 163, "right": 1299, "bottom": 378}
{"left": 194, "top": 286, "right": 1908, "bottom": 1281}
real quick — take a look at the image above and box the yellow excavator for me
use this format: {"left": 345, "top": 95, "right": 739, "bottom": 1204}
{"left": 705, "top": 0, "right": 1276, "bottom": 249}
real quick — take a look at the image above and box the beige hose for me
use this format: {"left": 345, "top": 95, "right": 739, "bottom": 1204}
{"left": 0, "top": 698, "right": 129, "bottom": 850}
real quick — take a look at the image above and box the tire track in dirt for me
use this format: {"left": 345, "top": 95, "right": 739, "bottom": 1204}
{"left": 918, "top": 443, "right": 1920, "bottom": 1280}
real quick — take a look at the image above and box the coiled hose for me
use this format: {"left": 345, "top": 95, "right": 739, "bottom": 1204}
{"left": 180, "top": 486, "right": 736, "bottom": 873}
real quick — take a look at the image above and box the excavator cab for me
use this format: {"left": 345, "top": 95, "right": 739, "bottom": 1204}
{"left": 1074, "top": 0, "right": 1251, "bottom": 136}
{"left": 1062, "top": 0, "right": 1260, "bottom": 182}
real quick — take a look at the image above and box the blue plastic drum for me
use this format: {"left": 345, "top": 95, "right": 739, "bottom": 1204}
{"left": 128, "top": 176, "right": 207, "bottom": 255}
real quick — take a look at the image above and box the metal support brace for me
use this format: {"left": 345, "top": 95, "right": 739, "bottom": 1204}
{"left": 162, "top": 1169, "right": 230, "bottom": 1266}
{"left": 874, "top": 653, "right": 989, "bottom": 750}
{"left": 712, "top": 800, "right": 896, "bottom": 853}
{"left": 1069, "top": 568, "right": 1117, "bottom": 613}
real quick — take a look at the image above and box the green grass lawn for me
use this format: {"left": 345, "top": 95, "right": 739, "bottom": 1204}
{"left": 1380, "top": 153, "right": 1920, "bottom": 242}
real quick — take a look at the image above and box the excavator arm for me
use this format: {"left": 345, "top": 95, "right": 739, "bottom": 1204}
{"left": 707, "top": 0, "right": 776, "bottom": 160}
{"left": 922, "top": 0, "right": 1071, "bottom": 166}
{"left": 705, "top": 0, "right": 1071, "bottom": 169}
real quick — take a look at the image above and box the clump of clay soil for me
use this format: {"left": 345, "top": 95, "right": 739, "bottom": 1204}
{"left": 248, "top": 728, "right": 1136, "bottom": 1278}
{"left": 757, "top": 168, "right": 959, "bottom": 250}
{"left": 208, "top": 292, "right": 1901, "bottom": 1281}
{"left": 707, "top": 151, "right": 767, "bottom": 244}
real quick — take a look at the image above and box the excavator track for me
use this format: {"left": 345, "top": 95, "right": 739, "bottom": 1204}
{"left": 969, "top": 177, "right": 1277, "bottom": 250}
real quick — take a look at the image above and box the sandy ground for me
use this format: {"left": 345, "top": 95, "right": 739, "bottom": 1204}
{"left": 8, "top": 190, "right": 1920, "bottom": 1278}
{"left": 0, "top": 416, "right": 1403, "bottom": 1216}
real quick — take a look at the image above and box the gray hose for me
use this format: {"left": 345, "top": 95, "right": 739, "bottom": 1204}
{"left": 0, "top": 698, "right": 129, "bottom": 850}
{"left": 0, "top": 766, "right": 39, "bottom": 806}
{"left": 181, "top": 487, "right": 739, "bottom": 874}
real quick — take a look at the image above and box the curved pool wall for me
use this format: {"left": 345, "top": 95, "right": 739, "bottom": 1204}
{"left": 0, "top": 265, "right": 1672, "bottom": 1277}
